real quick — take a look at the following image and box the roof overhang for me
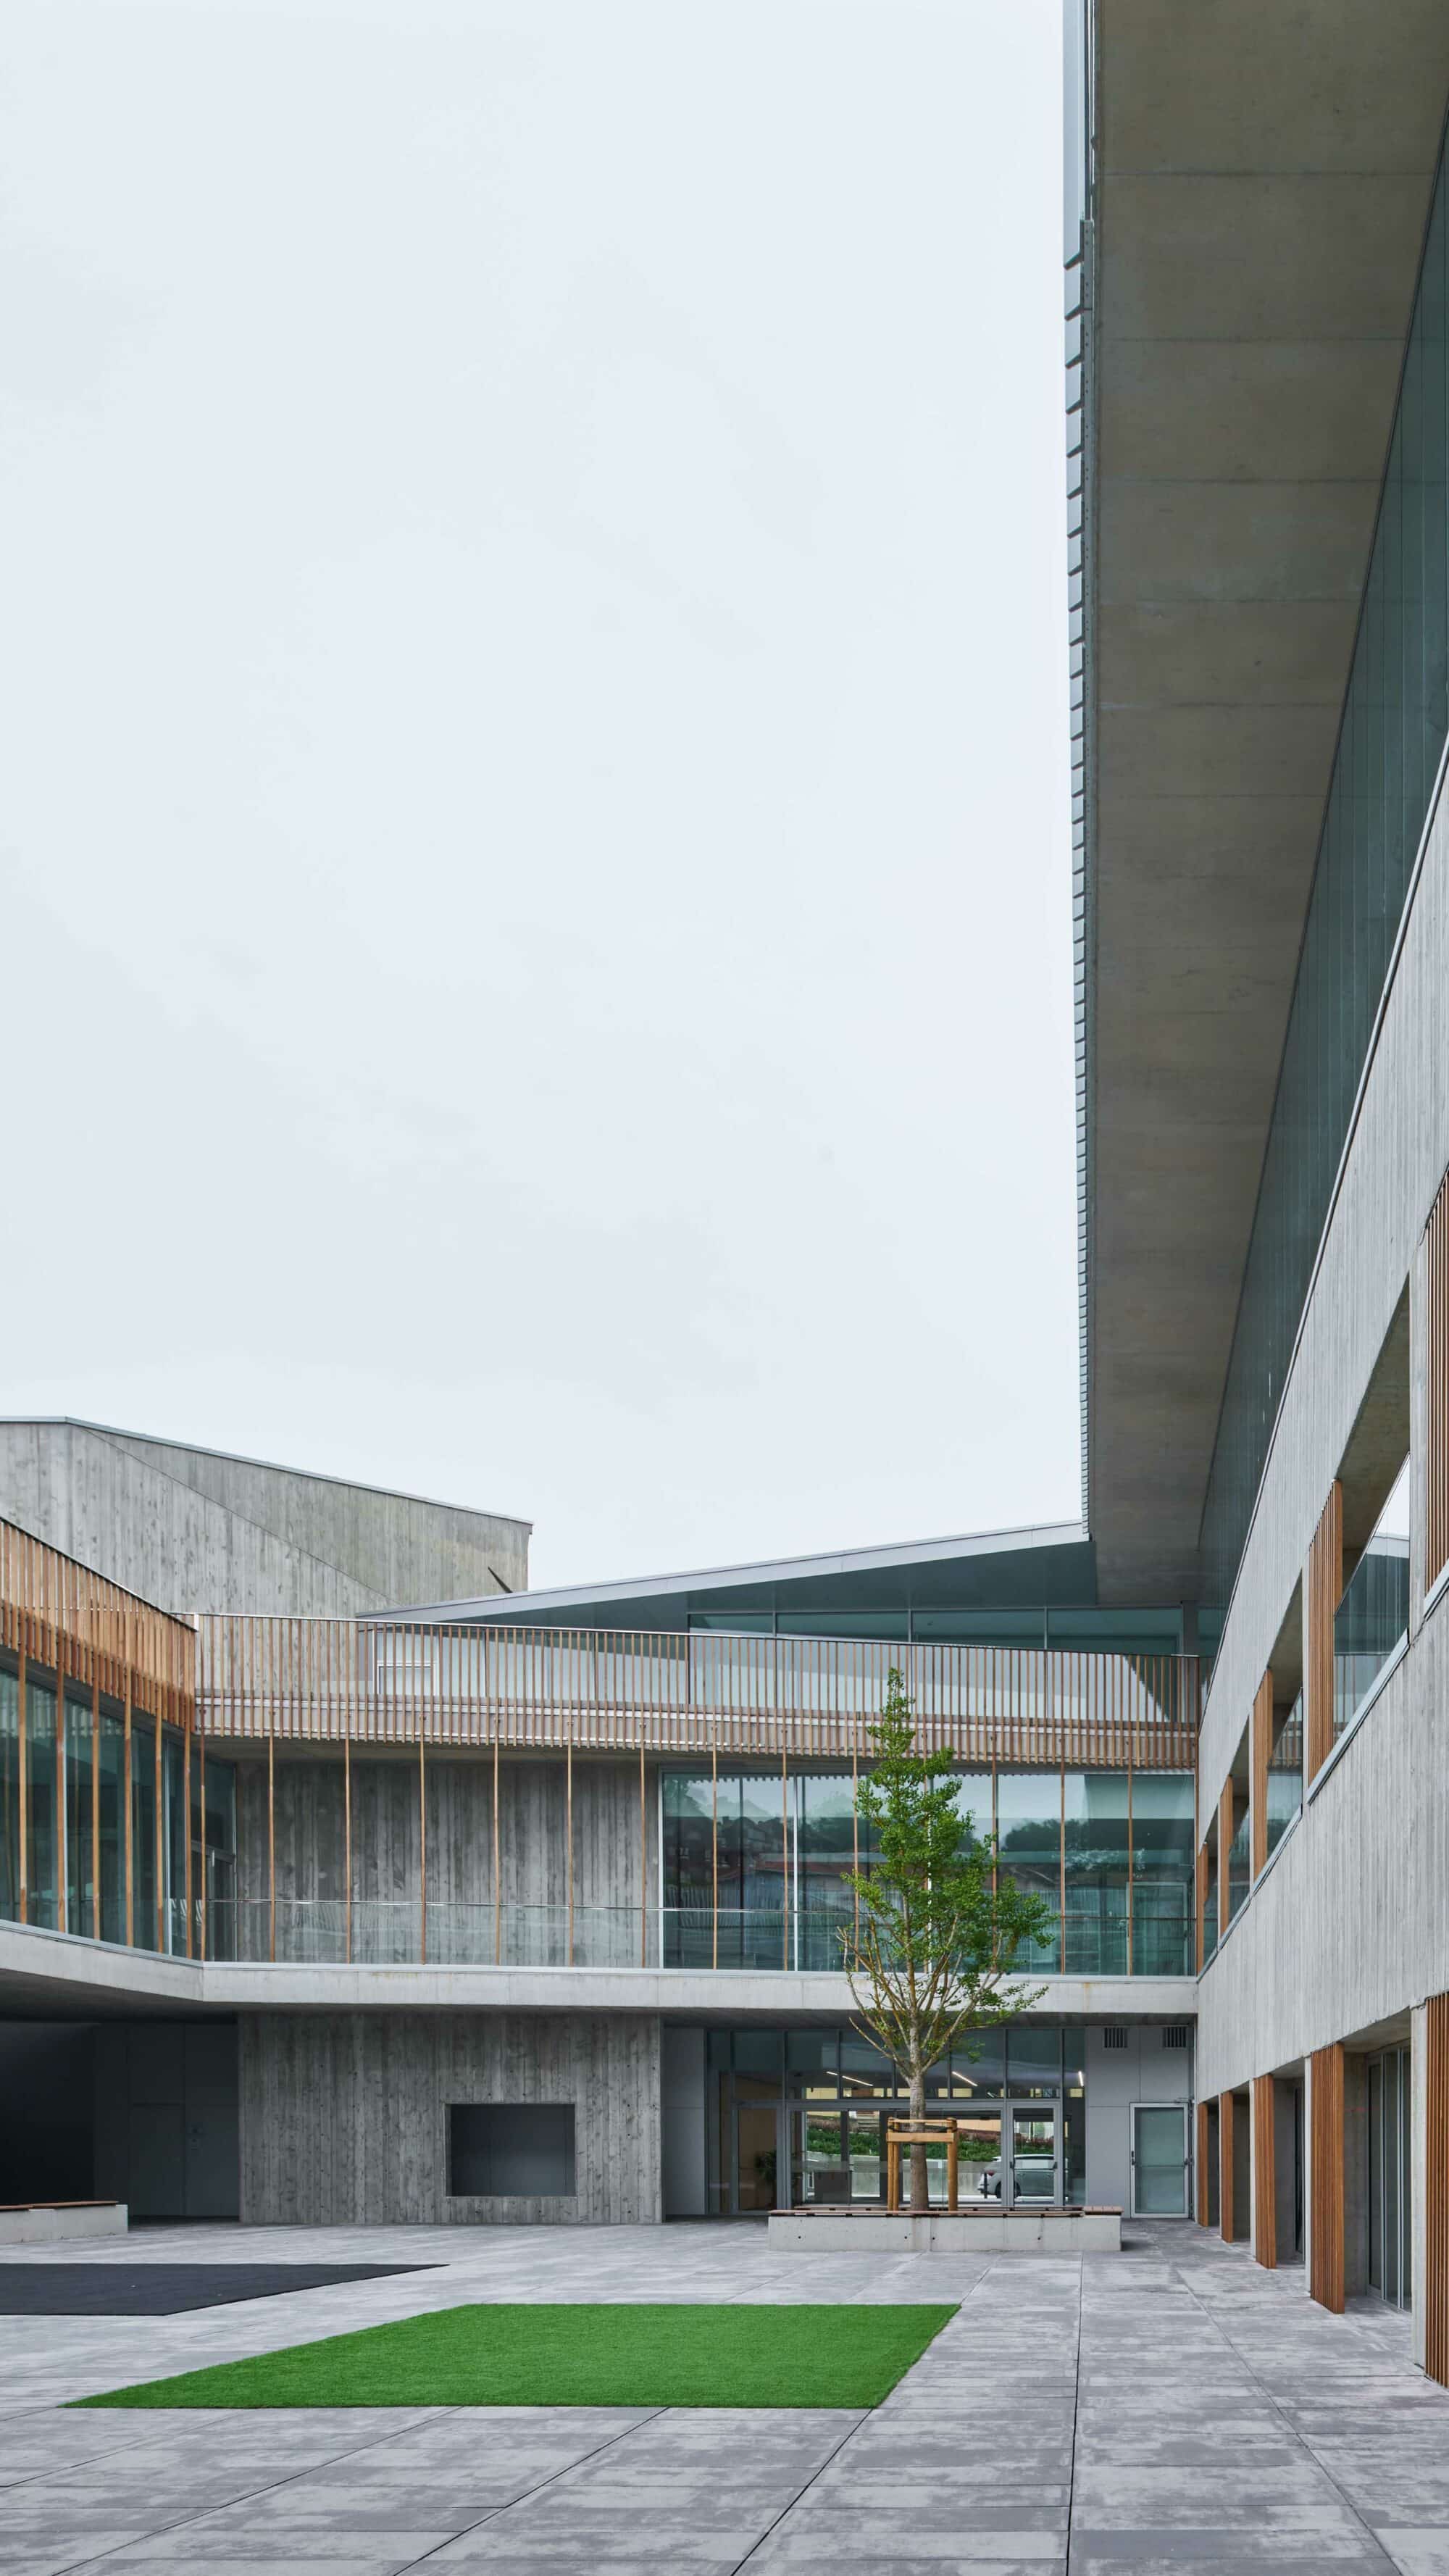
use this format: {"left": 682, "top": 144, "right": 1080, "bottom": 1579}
{"left": 372, "top": 1520, "right": 1095, "bottom": 1628}
{"left": 1084, "top": 1, "right": 1449, "bottom": 1603}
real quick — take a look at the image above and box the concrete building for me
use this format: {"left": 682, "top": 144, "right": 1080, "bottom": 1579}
{"left": 4, "top": 0, "right": 1449, "bottom": 2378}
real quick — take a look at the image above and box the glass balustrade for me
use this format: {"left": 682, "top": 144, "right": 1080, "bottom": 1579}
{"left": 1334, "top": 1541, "right": 1410, "bottom": 1740}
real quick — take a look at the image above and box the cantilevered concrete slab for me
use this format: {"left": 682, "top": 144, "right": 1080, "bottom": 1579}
{"left": 1087, "top": 1, "right": 1449, "bottom": 1602}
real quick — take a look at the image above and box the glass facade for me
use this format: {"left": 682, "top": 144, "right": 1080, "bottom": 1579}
{"left": 1201, "top": 130, "right": 1449, "bottom": 1606}
{"left": 706, "top": 2020, "right": 1096, "bottom": 2214}
{"left": 0, "top": 1659, "right": 232, "bottom": 1955}
{"left": 661, "top": 1764, "right": 1195, "bottom": 1975}
{"left": 1265, "top": 1696, "right": 1303, "bottom": 1861}
{"left": 1129, "top": 1775, "right": 1195, "bottom": 1974}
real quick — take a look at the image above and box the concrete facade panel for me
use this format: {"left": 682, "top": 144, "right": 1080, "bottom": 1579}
{"left": 238, "top": 2009, "right": 661, "bottom": 2226}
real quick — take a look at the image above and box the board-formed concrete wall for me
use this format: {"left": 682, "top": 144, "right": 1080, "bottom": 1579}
{"left": 231, "top": 1752, "right": 654, "bottom": 1940}
{"left": 239, "top": 2009, "right": 661, "bottom": 2225}
{"left": 0, "top": 1420, "right": 530, "bottom": 1615}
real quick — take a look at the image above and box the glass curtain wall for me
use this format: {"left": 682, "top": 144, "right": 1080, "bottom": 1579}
{"left": 25, "top": 1681, "right": 57, "bottom": 1931}
{"left": 663, "top": 1766, "right": 1195, "bottom": 1975}
{"left": 996, "top": 1773, "right": 1064, "bottom": 1972}
{"left": 1131, "top": 1775, "right": 1195, "bottom": 1973}
{"left": 98, "top": 1706, "right": 125, "bottom": 1944}
{"left": 0, "top": 1669, "right": 17, "bottom": 1922}
{"left": 64, "top": 1692, "right": 93, "bottom": 1935}
{"left": 1266, "top": 1695, "right": 1303, "bottom": 1859}
{"left": 130, "top": 1716, "right": 157, "bottom": 1950}
{"left": 1064, "top": 1772, "right": 1128, "bottom": 1973}
{"left": 1202, "top": 136, "right": 1449, "bottom": 1606}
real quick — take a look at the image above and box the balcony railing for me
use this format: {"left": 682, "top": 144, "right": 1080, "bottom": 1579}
{"left": 197, "top": 1621, "right": 1199, "bottom": 1765}
{"left": 200, "top": 1895, "right": 1194, "bottom": 1976}
{"left": 1334, "top": 1543, "right": 1409, "bottom": 1741}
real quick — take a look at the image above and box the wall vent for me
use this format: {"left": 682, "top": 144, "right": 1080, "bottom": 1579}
{"left": 1161, "top": 2025, "right": 1189, "bottom": 2050}
{"left": 1103, "top": 2027, "right": 1127, "bottom": 2050}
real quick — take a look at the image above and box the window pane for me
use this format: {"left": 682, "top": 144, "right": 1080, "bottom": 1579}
{"left": 996, "top": 1770, "right": 1061, "bottom": 1972}
{"left": 1132, "top": 1774, "right": 1195, "bottom": 1975}
{"left": 1064, "top": 1772, "right": 1128, "bottom": 1975}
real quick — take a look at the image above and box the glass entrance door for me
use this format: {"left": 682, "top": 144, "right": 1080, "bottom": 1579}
{"left": 1132, "top": 2103, "right": 1190, "bottom": 2214}
{"left": 1008, "top": 2104, "right": 1060, "bottom": 2203}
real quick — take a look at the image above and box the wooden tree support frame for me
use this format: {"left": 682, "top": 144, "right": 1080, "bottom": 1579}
{"left": 885, "top": 2118, "right": 962, "bottom": 2214}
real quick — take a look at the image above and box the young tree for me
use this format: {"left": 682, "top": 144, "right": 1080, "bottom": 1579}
{"left": 843, "top": 1670, "right": 1053, "bottom": 2212}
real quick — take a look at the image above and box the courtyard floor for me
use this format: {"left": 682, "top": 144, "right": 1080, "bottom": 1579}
{"left": 0, "top": 2217, "right": 1445, "bottom": 2575}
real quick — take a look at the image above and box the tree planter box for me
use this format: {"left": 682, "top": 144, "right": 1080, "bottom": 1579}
{"left": 0, "top": 2202, "right": 128, "bottom": 2245}
{"left": 767, "top": 2205, "right": 1121, "bottom": 2253}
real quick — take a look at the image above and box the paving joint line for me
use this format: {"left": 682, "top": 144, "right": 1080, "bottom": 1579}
{"left": 1169, "top": 2244, "right": 1401, "bottom": 2568}
{"left": 44, "top": 2399, "right": 472, "bottom": 2576}
{"left": 388, "top": 2405, "right": 670, "bottom": 2572}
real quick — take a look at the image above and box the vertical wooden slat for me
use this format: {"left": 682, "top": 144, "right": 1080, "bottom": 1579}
{"left": 267, "top": 1720, "right": 276, "bottom": 1965}
{"left": 16, "top": 1649, "right": 26, "bottom": 1928}
{"left": 640, "top": 1740, "right": 648, "bottom": 1969}
{"left": 1219, "top": 2090, "right": 1235, "bottom": 2243}
{"left": 566, "top": 1738, "right": 573, "bottom": 1967}
{"left": 199, "top": 1720, "right": 207, "bottom": 1962}
{"left": 56, "top": 1636, "right": 67, "bottom": 1935}
{"left": 122, "top": 1662, "right": 133, "bottom": 1950}
{"left": 781, "top": 1741, "right": 790, "bottom": 1970}
{"left": 1426, "top": 1995, "right": 1449, "bottom": 2384}
{"left": 154, "top": 1695, "right": 164, "bottom": 1953}
{"left": 493, "top": 1730, "right": 501, "bottom": 1966}
{"left": 1253, "top": 2072, "right": 1277, "bottom": 2269}
{"left": 419, "top": 1730, "right": 428, "bottom": 1966}
{"left": 1305, "top": 1482, "right": 1344, "bottom": 1783}
{"left": 90, "top": 1670, "right": 100, "bottom": 1941}
{"left": 183, "top": 1720, "right": 193, "bottom": 1959}
{"left": 1309, "top": 2042, "right": 1345, "bottom": 2313}
{"left": 343, "top": 1733, "right": 352, "bottom": 1965}
{"left": 1250, "top": 1671, "right": 1273, "bottom": 1879}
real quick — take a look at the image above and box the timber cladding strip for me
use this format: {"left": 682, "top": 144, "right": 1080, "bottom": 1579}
{"left": 1304, "top": 1484, "right": 1344, "bottom": 1786}
{"left": 0, "top": 1514, "right": 193, "bottom": 1727}
{"left": 197, "top": 1617, "right": 1199, "bottom": 1764}
{"left": 1427, "top": 1995, "right": 1449, "bottom": 2385}
{"left": 1253, "top": 2073, "right": 1276, "bottom": 2269}
{"left": 1309, "top": 2042, "right": 1346, "bottom": 2315}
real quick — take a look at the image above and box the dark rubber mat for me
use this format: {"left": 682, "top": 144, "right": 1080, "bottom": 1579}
{"left": 0, "top": 2262, "right": 437, "bottom": 2315}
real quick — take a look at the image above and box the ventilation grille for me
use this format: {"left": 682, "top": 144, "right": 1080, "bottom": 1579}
{"left": 1103, "top": 2027, "right": 1127, "bottom": 2050}
{"left": 1161, "top": 2025, "right": 1189, "bottom": 2051}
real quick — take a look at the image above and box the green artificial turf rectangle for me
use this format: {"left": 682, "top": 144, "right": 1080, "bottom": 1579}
{"left": 75, "top": 2299, "right": 956, "bottom": 2411}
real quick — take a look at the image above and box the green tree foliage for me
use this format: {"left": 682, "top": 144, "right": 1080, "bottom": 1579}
{"left": 843, "top": 1671, "right": 1053, "bottom": 2211}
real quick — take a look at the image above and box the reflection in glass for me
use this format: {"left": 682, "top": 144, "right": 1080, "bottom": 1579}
{"left": 130, "top": 1716, "right": 157, "bottom": 1950}
{"left": 1064, "top": 1772, "right": 1128, "bottom": 1975}
{"left": 996, "top": 1770, "right": 1061, "bottom": 1971}
{"left": 1132, "top": 2104, "right": 1189, "bottom": 2214}
{"left": 0, "top": 1670, "right": 18, "bottom": 1922}
{"left": 1132, "top": 1774, "right": 1195, "bottom": 1974}
{"left": 26, "top": 1682, "right": 57, "bottom": 1932}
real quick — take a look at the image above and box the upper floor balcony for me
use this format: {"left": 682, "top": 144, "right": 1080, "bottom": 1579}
{"left": 196, "top": 1617, "right": 1200, "bottom": 1764}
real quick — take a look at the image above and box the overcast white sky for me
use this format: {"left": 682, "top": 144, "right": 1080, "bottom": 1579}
{"left": 1, "top": 0, "right": 1077, "bottom": 1588}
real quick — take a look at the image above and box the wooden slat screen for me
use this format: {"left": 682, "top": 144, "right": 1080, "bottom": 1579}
{"left": 1250, "top": 1672, "right": 1273, "bottom": 1878}
{"left": 1309, "top": 2041, "right": 1345, "bottom": 2313}
{"left": 1429, "top": 1175, "right": 1449, "bottom": 1596}
{"left": 1304, "top": 1483, "right": 1343, "bottom": 1785}
{"left": 1253, "top": 2072, "right": 1276, "bottom": 2269}
{"left": 0, "top": 1515, "right": 194, "bottom": 1730}
{"left": 1427, "top": 1996, "right": 1449, "bottom": 2385}
{"left": 193, "top": 1620, "right": 1200, "bottom": 1763}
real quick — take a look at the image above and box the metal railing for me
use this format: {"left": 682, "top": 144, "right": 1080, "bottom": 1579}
{"left": 198, "top": 1621, "right": 1199, "bottom": 1764}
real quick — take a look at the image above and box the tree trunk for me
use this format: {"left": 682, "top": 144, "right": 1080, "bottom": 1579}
{"left": 909, "top": 2065, "right": 928, "bottom": 2211}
